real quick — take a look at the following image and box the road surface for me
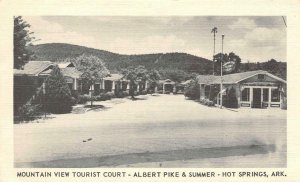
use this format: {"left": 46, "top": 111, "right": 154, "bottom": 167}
{"left": 14, "top": 94, "right": 286, "bottom": 167}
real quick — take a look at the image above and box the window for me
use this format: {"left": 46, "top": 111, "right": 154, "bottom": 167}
{"left": 241, "top": 88, "right": 250, "bottom": 101}
{"left": 271, "top": 88, "right": 280, "bottom": 102}
{"left": 258, "top": 74, "right": 265, "bottom": 80}
{"left": 263, "top": 88, "right": 269, "bottom": 102}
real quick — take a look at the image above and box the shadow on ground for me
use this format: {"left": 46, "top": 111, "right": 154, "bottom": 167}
{"left": 128, "top": 97, "right": 148, "bottom": 101}
{"left": 15, "top": 144, "right": 275, "bottom": 168}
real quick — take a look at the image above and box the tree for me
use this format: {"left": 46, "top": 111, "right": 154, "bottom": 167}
{"left": 44, "top": 66, "right": 73, "bottom": 113}
{"left": 213, "top": 52, "right": 241, "bottom": 75}
{"left": 14, "top": 16, "right": 35, "bottom": 69}
{"left": 147, "top": 69, "right": 161, "bottom": 93}
{"left": 122, "top": 66, "right": 148, "bottom": 99}
{"left": 159, "top": 69, "right": 187, "bottom": 83}
{"left": 73, "top": 54, "right": 110, "bottom": 105}
{"left": 184, "top": 78, "right": 200, "bottom": 100}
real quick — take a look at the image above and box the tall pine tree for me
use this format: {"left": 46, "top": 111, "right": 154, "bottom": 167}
{"left": 14, "top": 16, "right": 35, "bottom": 69}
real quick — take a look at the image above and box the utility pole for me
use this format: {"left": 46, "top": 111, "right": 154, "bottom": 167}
{"left": 220, "top": 34, "right": 225, "bottom": 109}
{"left": 211, "top": 27, "right": 218, "bottom": 75}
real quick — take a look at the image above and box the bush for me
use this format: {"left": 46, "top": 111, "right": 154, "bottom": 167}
{"left": 77, "top": 95, "right": 90, "bottom": 104}
{"left": 44, "top": 66, "right": 74, "bottom": 113}
{"left": 223, "top": 87, "right": 238, "bottom": 108}
{"left": 107, "top": 92, "right": 115, "bottom": 98}
{"left": 199, "top": 98, "right": 214, "bottom": 107}
{"left": 123, "top": 91, "right": 129, "bottom": 97}
{"left": 184, "top": 79, "right": 200, "bottom": 99}
{"left": 140, "top": 90, "right": 147, "bottom": 95}
{"left": 17, "top": 104, "right": 42, "bottom": 122}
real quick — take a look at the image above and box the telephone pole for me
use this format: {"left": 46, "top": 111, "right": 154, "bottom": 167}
{"left": 220, "top": 34, "right": 225, "bottom": 109}
{"left": 211, "top": 27, "right": 218, "bottom": 75}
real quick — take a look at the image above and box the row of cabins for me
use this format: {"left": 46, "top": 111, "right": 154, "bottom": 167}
{"left": 13, "top": 61, "right": 163, "bottom": 111}
{"left": 197, "top": 70, "right": 287, "bottom": 109}
{"left": 13, "top": 61, "right": 185, "bottom": 98}
{"left": 13, "top": 61, "right": 146, "bottom": 99}
{"left": 14, "top": 61, "right": 287, "bottom": 110}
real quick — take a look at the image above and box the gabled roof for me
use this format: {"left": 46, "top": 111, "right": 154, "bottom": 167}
{"left": 159, "top": 79, "right": 175, "bottom": 84}
{"left": 103, "top": 73, "right": 124, "bottom": 81}
{"left": 222, "top": 70, "right": 267, "bottom": 84}
{"left": 58, "top": 62, "right": 74, "bottom": 68}
{"left": 61, "top": 67, "right": 82, "bottom": 79}
{"left": 14, "top": 61, "right": 55, "bottom": 76}
{"left": 181, "top": 79, "right": 192, "bottom": 85}
{"left": 197, "top": 70, "right": 286, "bottom": 85}
{"left": 197, "top": 75, "right": 219, "bottom": 84}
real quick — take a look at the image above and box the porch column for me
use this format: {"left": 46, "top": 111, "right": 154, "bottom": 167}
{"left": 127, "top": 82, "right": 130, "bottom": 90}
{"left": 199, "top": 84, "right": 201, "bottom": 99}
{"left": 268, "top": 88, "right": 272, "bottom": 108}
{"left": 163, "top": 83, "right": 165, "bottom": 94}
{"left": 249, "top": 87, "right": 253, "bottom": 108}
{"left": 137, "top": 83, "right": 140, "bottom": 92}
{"left": 145, "top": 81, "right": 148, "bottom": 90}
{"left": 112, "top": 81, "right": 115, "bottom": 91}
{"left": 173, "top": 84, "right": 176, "bottom": 93}
{"left": 74, "top": 78, "right": 77, "bottom": 90}
{"left": 102, "top": 79, "right": 105, "bottom": 90}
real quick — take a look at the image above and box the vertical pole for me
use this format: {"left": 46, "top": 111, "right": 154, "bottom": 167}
{"left": 268, "top": 87, "right": 272, "bottom": 108}
{"left": 42, "top": 82, "right": 46, "bottom": 119}
{"left": 220, "top": 34, "right": 224, "bottom": 109}
{"left": 213, "top": 32, "right": 215, "bottom": 75}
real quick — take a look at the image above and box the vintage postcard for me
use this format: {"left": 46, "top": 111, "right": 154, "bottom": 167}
{"left": 1, "top": 0, "right": 300, "bottom": 181}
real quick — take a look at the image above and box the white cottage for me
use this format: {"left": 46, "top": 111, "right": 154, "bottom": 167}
{"left": 197, "top": 70, "right": 287, "bottom": 109}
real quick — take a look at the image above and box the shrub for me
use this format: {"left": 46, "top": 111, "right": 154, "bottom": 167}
{"left": 17, "top": 104, "right": 42, "bottom": 122}
{"left": 107, "top": 92, "right": 115, "bottom": 98}
{"left": 116, "top": 90, "right": 129, "bottom": 98}
{"left": 140, "top": 90, "right": 147, "bottom": 95}
{"left": 44, "top": 66, "right": 74, "bottom": 113}
{"left": 184, "top": 79, "right": 200, "bottom": 99}
{"left": 123, "top": 91, "right": 129, "bottom": 97}
{"left": 223, "top": 87, "right": 238, "bottom": 108}
{"left": 77, "top": 95, "right": 90, "bottom": 104}
{"left": 199, "top": 98, "right": 214, "bottom": 107}
{"left": 157, "top": 90, "right": 163, "bottom": 94}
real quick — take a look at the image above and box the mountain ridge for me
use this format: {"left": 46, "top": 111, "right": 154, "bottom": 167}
{"left": 30, "top": 43, "right": 213, "bottom": 74}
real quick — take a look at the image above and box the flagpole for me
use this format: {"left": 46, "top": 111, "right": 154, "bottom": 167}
{"left": 220, "top": 34, "right": 225, "bottom": 109}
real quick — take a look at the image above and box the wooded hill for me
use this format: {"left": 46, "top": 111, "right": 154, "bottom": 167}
{"left": 30, "top": 43, "right": 213, "bottom": 75}
{"left": 30, "top": 43, "right": 286, "bottom": 80}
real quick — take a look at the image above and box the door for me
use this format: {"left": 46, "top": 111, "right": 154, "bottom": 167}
{"left": 252, "top": 88, "right": 262, "bottom": 108}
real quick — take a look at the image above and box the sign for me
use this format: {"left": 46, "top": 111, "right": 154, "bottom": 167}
{"left": 223, "top": 61, "right": 236, "bottom": 73}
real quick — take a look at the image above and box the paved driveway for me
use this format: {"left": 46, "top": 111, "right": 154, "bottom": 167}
{"left": 14, "top": 94, "right": 286, "bottom": 167}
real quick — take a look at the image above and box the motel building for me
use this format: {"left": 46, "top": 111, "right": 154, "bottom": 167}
{"left": 197, "top": 70, "right": 287, "bottom": 109}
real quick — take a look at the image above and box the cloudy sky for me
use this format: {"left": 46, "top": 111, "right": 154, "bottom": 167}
{"left": 24, "top": 16, "right": 286, "bottom": 62}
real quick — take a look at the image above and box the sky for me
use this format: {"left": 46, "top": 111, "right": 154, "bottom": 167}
{"left": 24, "top": 16, "right": 287, "bottom": 63}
